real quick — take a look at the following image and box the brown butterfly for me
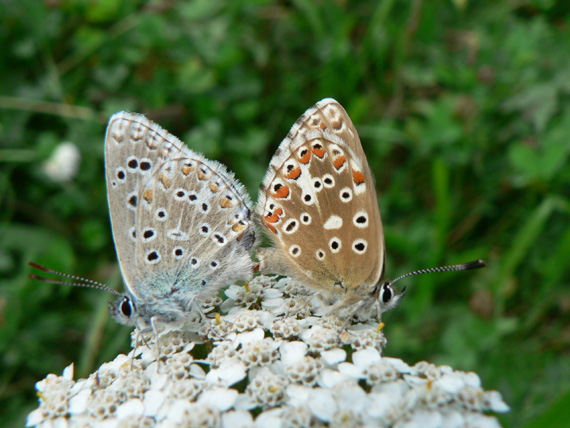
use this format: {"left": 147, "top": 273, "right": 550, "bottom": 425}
{"left": 255, "top": 98, "right": 485, "bottom": 321}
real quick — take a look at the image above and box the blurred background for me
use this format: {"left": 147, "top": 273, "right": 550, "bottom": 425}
{"left": 1, "top": 1, "right": 569, "bottom": 427}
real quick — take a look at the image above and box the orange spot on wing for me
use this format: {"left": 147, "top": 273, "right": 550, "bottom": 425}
{"left": 274, "top": 207, "right": 283, "bottom": 216}
{"left": 333, "top": 155, "right": 346, "bottom": 170}
{"left": 232, "top": 222, "right": 247, "bottom": 232}
{"left": 220, "top": 198, "right": 235, "bottom": 208}
{"left": 353, "top": 170, "right": 365, "bottom": 185}
{"left": 265, "top": 213, "right": 279, "bottom": 223}
{"left": 273, "top": 185, "right": 290, "bottom": 199}
{"left": 312, "top": 146, "right": 325, "bottom": 158}
{"left": 181, "top": 164, "right": 196, "bottom": 175}
{"left": 158, "top": 174, "right": 171, "bottom": 189}
{"left": 198, "top": 170, "right": 207, "bottom": 180}
{"left": 210, "top": 183, "right": 220, "bottom": 192}
{"left": 299, "top": 150, "right": 311, "bottom": 164}
{"left": 285, "top": 167, "right": 301, "bottom": 180}
{"left": 266, "top": 223, "right": 277, "bottom": 234}
{"left": 142, "top": 189, "right": 153, "bottom": 203}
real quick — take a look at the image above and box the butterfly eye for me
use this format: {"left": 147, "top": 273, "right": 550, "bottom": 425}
{"left": 120, "top": 297, "right": 134, "bottom": 318}
{"left": 381, "top": 284, "right": 393, "bottom": 303}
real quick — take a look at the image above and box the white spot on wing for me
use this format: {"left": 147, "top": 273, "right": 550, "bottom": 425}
{"left": 324, "top": 215, "right": 343, "bottom": 230}
{"left": 354, "top": 182, "right": 367, "bottom": 195}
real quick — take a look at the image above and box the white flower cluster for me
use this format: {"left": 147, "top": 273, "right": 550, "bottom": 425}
{"left": 28, "top": 276, "right": 509, "bottom": 428}
{"left": 42, "top": 142, "right": 81, "bottom": 183}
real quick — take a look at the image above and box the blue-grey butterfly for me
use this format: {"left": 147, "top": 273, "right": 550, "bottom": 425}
{"left": 255, "top": 98, "right": 485, "bottom": 321}
{"left": 31, "top": 112, "right": 257, "bottom": 330}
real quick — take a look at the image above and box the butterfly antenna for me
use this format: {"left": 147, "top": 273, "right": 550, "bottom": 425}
{"left": 28, "top": 262, "right": 123, "bottom": 297}
{"left": 388, "top": 259, "right": 487, "bottom": 287}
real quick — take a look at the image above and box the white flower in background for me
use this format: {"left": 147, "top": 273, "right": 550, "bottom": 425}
{"left": 42, "top": 142, "right": 81, "bottom": 183}
{"left": 27, "top": 275, "right": 510, "bottom": 427}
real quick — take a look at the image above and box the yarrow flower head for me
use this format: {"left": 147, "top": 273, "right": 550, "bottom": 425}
{"left": 27, "top": 275, "right": 509, "bottom": 427}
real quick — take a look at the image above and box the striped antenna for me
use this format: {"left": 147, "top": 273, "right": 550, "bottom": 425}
{"left": 388, "top": 259, "right": 487, "bottom": 288}
{"left": 28, "top": 262, "right": 122, "bottom": 297}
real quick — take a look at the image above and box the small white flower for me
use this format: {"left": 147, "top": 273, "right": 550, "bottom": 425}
{"left": 284, "top": 384, "right": 312, "bottom": 407}
{"left": 337, "top": 361, "right": 364, "bottom": 379}
{"left": 199, "top": 387, "right": 238, "bottom": 411}
{"left": 402, "top": 408, "right": 443, "bottom": 428}
{"left": 333, "top": 381, "right": 369, "bottom": 413}
{"left": 300, "top": 324, "right": 340, "bottom": 351}
{"left": 42, "top": 142, "right": 81, "bottom": 183}
{"left": 352, "top": 346, "right": 382, "bottom": 368}
{"left": 285, "top": 356, "right": 323, "bottom": 386}
{"left": 26, "top": 409, "right": 43, "bottom": 427}
{"left": 318, "top": 368, "right": 352, "bottom": 389}
{"left": 271, "top": 317, "right": 304, "bottom": 339}
{"left": 464, "top": 413, "right": 503, "bottom": 428}
{"left": 117, "top": 399, "right": 144, "bottom": 419}
{"left": 234, "top": 327, "right": 265, "bottom": 346}
{"left": 484, "top": 390, "right": 510, "bottom": 413}
{"left": 363, "top": 360, "right": 399, "bottom": 384}
{"left": 206, "top": 359, "right": 247, "bottom": 386}
{"left": 142, "top": 389, "right": 165, "bottom": 417}
{"left": 238, "top": 337, "right": 280, "bottom": 368}
{"left": 440, "top": 410, "right": 465, "bottom": 428}
{"left": 367, "top": 390, "right": 403, "bottom": 419}
{"left": 68, "top": 388, "right": 91, "bottom": 415}
{"left": 281, "top": 405, "right": 312, "bottom": 428}
{"left": 222, "top": 409, "right": 254, "bottom": 428}
{"left": 308, "top": 388, "right": 337, "bottom": 422}
{"left": 253, "top": 407, "right": 284, "bottom": 428}
{"left": 436, "top": 373, "right": 467, "bottom": 394}
{"left": 279, "top": 341, "right": 307, "bottom": 366}
{"left": 320, "top": 348, "right": 347, "bottom": 366}
{"left": 462, "top": 371, "right": 482, "bottom": 388}
{"left": 384, "top": 357, "right": 412, "bottom": 374}
{"left": 246, "top": 368, "right": 288, "bottom": 407}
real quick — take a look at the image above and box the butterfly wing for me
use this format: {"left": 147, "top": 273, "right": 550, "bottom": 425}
{"left": 256, "top": 99, "right": 385, "bottom": 297}
{"left": 105, "top": 112, "right": 256, "bottom": 313}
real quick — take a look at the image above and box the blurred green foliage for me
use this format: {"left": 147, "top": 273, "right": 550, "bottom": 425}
{"left": 1, "top": 0, "right": 569, "bottom": 426}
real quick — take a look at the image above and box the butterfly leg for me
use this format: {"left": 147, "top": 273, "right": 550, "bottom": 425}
{"left": 129, "top": 328, "right": 142, "bottom": 370}
{"left": 150, "top": 316, "right": 162, "bottom": 371}
{"left": 339, "top": 297, "right": 377, "bottom": 331}
{"left": 375, "top": 302, "right": 385, "bottom": 333}
{"left": 191, "top": 299, "right": 224, "bottom": 341}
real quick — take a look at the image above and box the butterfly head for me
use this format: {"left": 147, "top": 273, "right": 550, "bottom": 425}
{"left": 108, "top": 295, "right": 138, "bottom": 326}
{"left": 372, "top": 281, "right": 407, "bottom": 313}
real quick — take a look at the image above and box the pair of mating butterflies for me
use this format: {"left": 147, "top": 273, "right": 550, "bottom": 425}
{"left": 31, "top": 99, "right": 484, "bottom": 329}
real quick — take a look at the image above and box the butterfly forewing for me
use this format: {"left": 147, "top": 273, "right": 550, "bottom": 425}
{"left": 256, "top": 99, "right": 385, "bottom": 295}
{"left": 106, "top": 112, "right": 255, "bottom": 311}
